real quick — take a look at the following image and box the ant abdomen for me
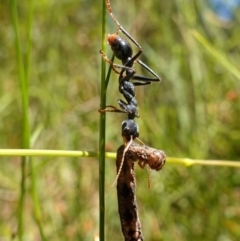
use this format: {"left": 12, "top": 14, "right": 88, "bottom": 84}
{"left": 122, "top": 119, "right": 139, "bottom": 141}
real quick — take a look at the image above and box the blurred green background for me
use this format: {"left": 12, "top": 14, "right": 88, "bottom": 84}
{"left": 1, "top": 0, "right": 240, "bottom": 240}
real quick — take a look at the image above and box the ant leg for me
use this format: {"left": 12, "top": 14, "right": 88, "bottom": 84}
{"left": 119, "top": 67, "right": 135, "bottom": 84}
{"left": 120, "top": 57, "right": 161, "bottom": 83}
{"left": 118, "top": 50, "right": 161, "bottom": 83}
{"left": 132, "top": 81, "right": 151, "bottom": 86}
{"left": 100, "top": 50, "right": 137, "bottom": 74}
{"left": 124, "top": 58, "right": 161, "bottom": 83}
{"left": 100, "top": 50, "right": 120, "bottom": 74}
{"left": 99, "top": 104, "right": 136, "bottom": 117}
{"left": 98, "top": 105, "right": 127, "bottom": 114}
{"left": 119, "top": 69, "right": 153, "bottom": 86}
{"left": 135, "top": 59, "right": 161, "bottom": 82}
{"left": 105, "top": 0, "right": 142, "bottom": 50}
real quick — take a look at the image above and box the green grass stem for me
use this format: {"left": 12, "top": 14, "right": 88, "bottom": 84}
{"left": 99, "top": 0, "right": 107, "bottom": 240}
{"left": 1, "top": 149, "right": 240, "bottom": 168}
{"left": 11, "top": 1, "right": 28, "bottom": 239}
{"left": 11, "top": 1, "right": 46, "bottom": 239}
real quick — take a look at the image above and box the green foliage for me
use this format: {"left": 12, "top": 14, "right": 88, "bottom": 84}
{"left": 0, "top": 0, "right": 240, "bottom": 240}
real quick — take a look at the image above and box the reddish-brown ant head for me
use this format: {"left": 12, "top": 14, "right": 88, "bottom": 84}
{"left": 107, "top": 34, "right": 133, "bottom": 63}
{"left": 107, "top": 33, "right": 118, "bottom": 46}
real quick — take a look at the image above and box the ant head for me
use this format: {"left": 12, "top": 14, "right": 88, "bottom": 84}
{"left": 107, "top": 34, "right": 118, "bottom": 46}
{"left": 107, "top": 34, "right": 133, "bottom": 63}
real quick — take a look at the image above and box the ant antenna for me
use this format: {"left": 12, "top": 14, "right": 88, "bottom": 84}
{"left": 105, "top": 0, "right": 121, "bottom": 29}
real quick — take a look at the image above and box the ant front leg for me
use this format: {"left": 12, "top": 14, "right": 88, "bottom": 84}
{"left": 105, "top": 0, "right": 142, "bottom": 51}
{"left": 105, "top": 0, "right": 143, "bottom": 60}
{"left": 99, "top": 50, "right": 120, "bottom": 74}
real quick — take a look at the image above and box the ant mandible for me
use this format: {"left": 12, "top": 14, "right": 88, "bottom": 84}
{"left": 101, "top": 0, "right": 161, "bottom": 86}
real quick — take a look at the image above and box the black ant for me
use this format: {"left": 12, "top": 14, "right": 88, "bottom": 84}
{"left": 99, "top": 0, "right": 162, "bottom": 186}
{"left": 101, "top": 0, "right": 161, "bottom": 86}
